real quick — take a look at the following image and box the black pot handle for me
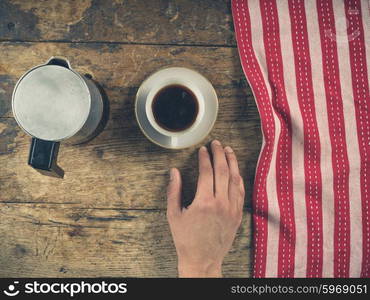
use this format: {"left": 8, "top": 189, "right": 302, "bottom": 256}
{"left": 28, "top": 137, "right": 64, "bottom": 178}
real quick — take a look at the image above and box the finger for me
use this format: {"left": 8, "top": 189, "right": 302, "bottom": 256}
{"left": 195, "top": 146, "right": 214, "bottom": 199}
{"left": 211, "top": 140, "right": 229, "bottom": 199}
{"left": 225, "top": 146, "right": 245, "bottom": 210}
{"left": 239, "top": 180, "right": 245, "bottom": 211}
{"left": 166, "top": 168, "right": 182, "bottom": 218}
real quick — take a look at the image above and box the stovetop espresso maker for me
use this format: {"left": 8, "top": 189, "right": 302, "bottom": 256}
{"left": 12, "top": 57, "right": 104, "bottom": 178}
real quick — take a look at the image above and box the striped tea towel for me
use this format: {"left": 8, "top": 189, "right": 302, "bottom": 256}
{"left": 232, "top": 0, "right": 370, "bottom": 277}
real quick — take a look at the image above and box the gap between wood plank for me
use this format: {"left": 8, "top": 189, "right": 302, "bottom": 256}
{"left": 0, "top": 201, "right": 252, "bottom": 212}
{"left": 0, "top": 39, "right": 237, "bottom": 48}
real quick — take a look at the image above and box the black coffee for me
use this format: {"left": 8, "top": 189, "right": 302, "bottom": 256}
{"left": 152, "top": 85, "right": 198, "bottom": 132}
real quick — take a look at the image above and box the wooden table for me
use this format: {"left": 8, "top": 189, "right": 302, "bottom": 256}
{"left": 0, "top": 0, "right": 260, "bottom": 277}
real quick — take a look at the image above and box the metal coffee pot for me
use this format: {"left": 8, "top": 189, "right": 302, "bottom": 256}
{"left": 12, "top": 57, "right": 104, "bottom": 178}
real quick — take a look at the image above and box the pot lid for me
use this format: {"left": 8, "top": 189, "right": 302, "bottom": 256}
{"left": 12, "top": 65, "right": 91, "bottom": 141}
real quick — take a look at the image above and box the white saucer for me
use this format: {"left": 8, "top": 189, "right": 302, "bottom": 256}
{"left": 135, "top": 67, "right": 218, "bottom": 149}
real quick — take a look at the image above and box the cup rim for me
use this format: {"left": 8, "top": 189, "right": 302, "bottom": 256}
{"left": 135, "top": 67, "right": 218, "bottom": 149}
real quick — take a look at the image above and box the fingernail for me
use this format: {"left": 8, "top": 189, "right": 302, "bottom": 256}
{"left": 169, "top": 168, "right": 175, "bottom": 180}
{"left": 212, "top": 140, "right": 221, "bottom": 146}
{"left": 225, "top": 146, "right": 233, "bottom": 153}
{"left": 200, "top": 146, "right": 207, "bottom": 152}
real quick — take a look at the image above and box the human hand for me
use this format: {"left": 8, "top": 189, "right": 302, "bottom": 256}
{"left": 166, "top": 140, "right": 245, "bottom": 277}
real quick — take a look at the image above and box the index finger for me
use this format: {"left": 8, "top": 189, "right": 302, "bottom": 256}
{"left": 211, "top": 140, "right": 229, "bottom": 199}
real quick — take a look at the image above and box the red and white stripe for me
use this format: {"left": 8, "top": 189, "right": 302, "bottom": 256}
{"left": 260, "top": 0, "right": 296, "bottom": 277}
{"left": 317, "top": 0, "right": 351, "bottom": 277}
{"left": 233, "top": 0, "right": 276, "bottom": 277}
{"left": 232, "top": 0, "right": 370, "bottom": 277}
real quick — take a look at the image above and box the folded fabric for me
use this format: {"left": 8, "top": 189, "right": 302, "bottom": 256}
{"left": 232, "top": 0, "right": 369, "bottom": 277}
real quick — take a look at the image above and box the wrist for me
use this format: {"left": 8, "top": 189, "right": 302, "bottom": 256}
{"left": 178, "top": 260, "right": 222, "bottom": 278}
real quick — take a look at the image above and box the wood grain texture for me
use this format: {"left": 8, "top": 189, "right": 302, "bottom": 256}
{"left": 0, "top": 0, "right": 236, "bottom": 46}
{"left": 0, "top": 204, "right": 252, "bottom": 277}
{"left": 0, "top": 43, "right": 261, "bottom": 210}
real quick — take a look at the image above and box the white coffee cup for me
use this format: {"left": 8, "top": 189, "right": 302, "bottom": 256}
{"left": 135, "top": 67, "right": 218, "bottom": 149}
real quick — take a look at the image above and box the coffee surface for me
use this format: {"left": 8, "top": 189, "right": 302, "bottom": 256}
{"left": 152, "top": 85, "right": 198, "bottom": 132}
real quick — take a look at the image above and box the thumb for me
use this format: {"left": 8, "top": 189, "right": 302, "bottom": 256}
{"left": 166, "top": 168, "right": 182, "bottom": 218}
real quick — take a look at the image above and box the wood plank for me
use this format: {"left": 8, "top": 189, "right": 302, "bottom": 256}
{"left": 0, "top": 0, "right": 236, "bottom": 46}
{"left": 0, "top": 203, "right": 251, "bottom": 277}
{"left": 0, "top": 43, "right": 261, "bottom": 209}
{"left": 0, "top": 42, "right": 250, "bottom": 117}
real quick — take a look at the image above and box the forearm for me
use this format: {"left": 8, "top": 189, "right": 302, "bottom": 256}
{"left": 178, "top": 261, "right": 222, "bottom": 278}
